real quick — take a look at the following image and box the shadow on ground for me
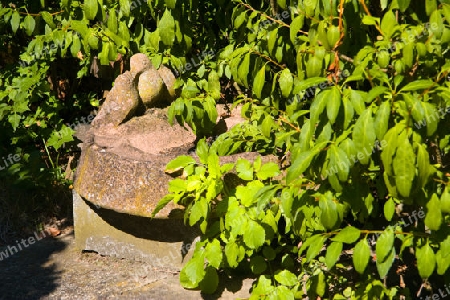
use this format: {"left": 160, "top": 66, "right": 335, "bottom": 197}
{"left": 0, "top": 235, "right": 67, "bottom": 300}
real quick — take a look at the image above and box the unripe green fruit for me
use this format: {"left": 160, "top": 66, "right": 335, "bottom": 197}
{"left": 317, "top": 22, "right": 330, "bottom": 50}
{"left": 441, "top": 187, "right": 450, "bottom": 214}
{"left": 71, "top": 34, "right": 81, "bottom": 57}
{"left": 416, "top": 43, "right": 426, "bottom": 58}
{"left": 327, "top": 25, "right": 340, "bottom": 49}
{"left": 88, "top": 34, "right": 99, "bottom": 50}
{"left": 394, "top": 60, "right": 404, "bottom": 74}
{"left": 402, "top": 43, "right": 414, "bottom": 69}
{"left": 442, "top": 28, "right": 450, "bottom": 44}
{"left": 306, "top": 56, "right": 322, "bottom": 78}
{"left": 377, "top": 50, "right": 390, "bottom": 68}
{"left": 305, "top": 4, "right": 315, "bottom": 17}
{"left": 315, "top": 47, "right": 326, "bottom": 60}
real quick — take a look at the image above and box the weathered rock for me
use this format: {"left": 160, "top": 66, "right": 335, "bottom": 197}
{"left": 91, "top": 71, "right": 141, "bottom": 128}
{"left": 130, "top": 53, "right": 153, "bottom": 78}
{"left": 74, "top": 110, "right": 196, "bottom": 217}
{"left": 157, "top": 65, "right": 177, "bottom": 99}
{"left": 138, "top": 69, "right": 165, "bottom": 108}
{"left": 92, "top": 54, "right": 179, "bottom": 129}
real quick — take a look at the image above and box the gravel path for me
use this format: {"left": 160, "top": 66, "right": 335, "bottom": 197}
{"left": 0, "top": 229, "right": 252, "bottom": 300}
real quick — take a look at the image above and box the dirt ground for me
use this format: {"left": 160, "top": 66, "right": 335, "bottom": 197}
{"left": 0, "top": 228, "right": 253, "bottom": 300}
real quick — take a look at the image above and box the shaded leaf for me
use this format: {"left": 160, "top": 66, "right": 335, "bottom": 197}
{"left": 416, "top": 242, "right": 436, "bottom": 279}
{"left": 353, "top": 239, "right": 371, "bottom": 274}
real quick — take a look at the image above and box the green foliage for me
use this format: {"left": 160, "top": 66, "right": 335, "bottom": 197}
{"left": 2, "top": 0, "right": 450, "bottom": 297}
{"left": 154, "top": 0, "right": 450, "bottom": 298}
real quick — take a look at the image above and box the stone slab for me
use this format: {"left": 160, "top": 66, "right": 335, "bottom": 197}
{"left": 73, "top": 190, "right": 199, "bottom": 271}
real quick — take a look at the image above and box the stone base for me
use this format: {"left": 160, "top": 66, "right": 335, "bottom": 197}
{"left": 73, "top": 191, "right": 199, "bottom": 271}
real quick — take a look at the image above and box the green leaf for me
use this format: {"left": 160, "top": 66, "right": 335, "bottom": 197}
{"left": 352, "top": 108, "right": 376, "bottom": 165}
{"left": 310, "top": 90, "right": 328, "bottom": 124}
{"left": 436, "top": 250, "right": 450, "bottom": 275}
{"left": 198, "top": 267, "right": 219, "bottom": 294}
{"left": 353, "top": 239, "right": 371, "bottom": 274}
{"left": 165, "top": 155, "right": 196, "bottom": 173}
{"left": 189, "top": 199, "right": 208, "bottom": 227}
{"left": 119, "top": 0, "right": 131, "bottom": 17}
{"left": 443, "top": 4, "right": 450, "bottom": 25}
{"left": 23, "top": 15, "right": 36, "bottom": 36}
{"left": 236, "top": 158, "right": 253, "bottom": 181}
{"left": 84, "top": 0, "right": 98, "bottom": 20}
{"left": 398, "top": 0, "right": 411, "bottom": 12}
{"left": 342, "top": 95, "right": 354, "bottom": 130}
{"left": 325, "top": 241, "right": 343, "bottom": 270}
{"left": 393, "top": 136, "right": 415, "bottom": 197}
{"left": 366, "top": 86, "right": 388, "bottom": 103}
{"left": 274, "top": 270, "right": 298, "bottom": 286}
{"left": 256, "top": 162, "right": 280, "bottom": 180}
{"left": 384, "top": 198, "right": 395, "bottom": 221}
{"left": 253, "top": 65, "right": 266, "bottom": 98}
{"left": 268, "top": 28, "right": 278, "bottom": 54}
{"left": 381, "top": 10, "right": 397, "bottom": 38}
{"left": 426, "top": 0, "right": 437, "bottom": 16}
{"left": 430, "top": 10, "right": 443, "bottom": 38}
{"left": 118, "top": 22, "right": 130, "bottom": 47}
{"left": 180, "top": 255, "right": 206, "bottom": 288}
{"left": 349, "top": 89, "right": 366, "bottom": 115}
{"left": 399, "top": 80, "right": 434, "bottom": 92}
{"left": 196, "top": 139, "right": 209, "bottom": 165}
{"left": 252, "top": 276, "right": 275, "bottom": 296}
{"left": 319, "top": 195, "right": 338, "bottom": 230}
{"left": 404, "top": 94, "right": 425, "bottom": 123}
{"left": 238, "top": 53, "right": 250, "bottom": 88}
{"left": 71, "top": 33, "right": 81, "bottom": 57}
{"left": 376, "top": 246, "right": 395, "bottom": 279}
{"left": 326, "top": 86, "right": 341, "bottom": 124}
{"left": 328, "top": 144, "right": 349, "bottom": 182}
{"left": 236, "top": 180, "right": 265, "bottom": 207}
{"left": 165, "top": 0, "right": 177, "bottom": 9}
{"left": 286, "top": 142, "right": 326, "bottom": 184}
{"left": 244, "top": 220, "right": 265, "bottom": 249}
{"left": 422, "top": 102, "right": 438, "bottom": 136}
{"left": 250, "top": 255, "right": 267, "bottom": 274}
{"left": 152, "top": 194, "right": 174, "bottom": 217}
{"left": 376, "top": 227, "right": 394, "bottom": 262}
{"left": 208, "top": 70, "right": 221, "bottom": 100}
{"left": 11, "top": 11, "right": 20, "bottom": 33}
{"left": 207, "top": 151, "right": 220, "bottom": 179}
{"left": 261, "top": 114, "right": 273, "bottom": 138}
{"left": 306, "top": 236, "right": 326, "bottom": 261}
{"left": 107, "top": 8, "right": 118, "bottom": 34}
{"left": 374, "top": 101, "right": 390, "bottom": 140}
{"left": 159, "top": 9, "right": 175, "bottom": 46}
{"left": 332, "top": 226, "right": 361, "bottom": 244}
{"left": 168, "top": 178, "right": 187, "bottom": 194}
{"left": 416, "top": 242, "right": 436, "bottom": 279}
{"left": 425, "top": 193, "right": 442, "bottom": 231}
{"left": 290, "top": 15, "right": 304, "bottom": 44}
{"left": 205, "top": 239, "right": 223, "bottom": 269}
{"left": 362, "top": 15, "right": 380, "bottom": 25}
{"left": 225, "top": 241, "right": 241, "bottom": 268}
{"left": 99, "top": 42, "right": 110, "bottom": 65}
{"left": 279, "top": 68, "right": 293, "bottom": 98}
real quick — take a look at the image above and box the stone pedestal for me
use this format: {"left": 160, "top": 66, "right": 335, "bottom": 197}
{"left": 73, "top": 191, "right": 199, "bottom": 270}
